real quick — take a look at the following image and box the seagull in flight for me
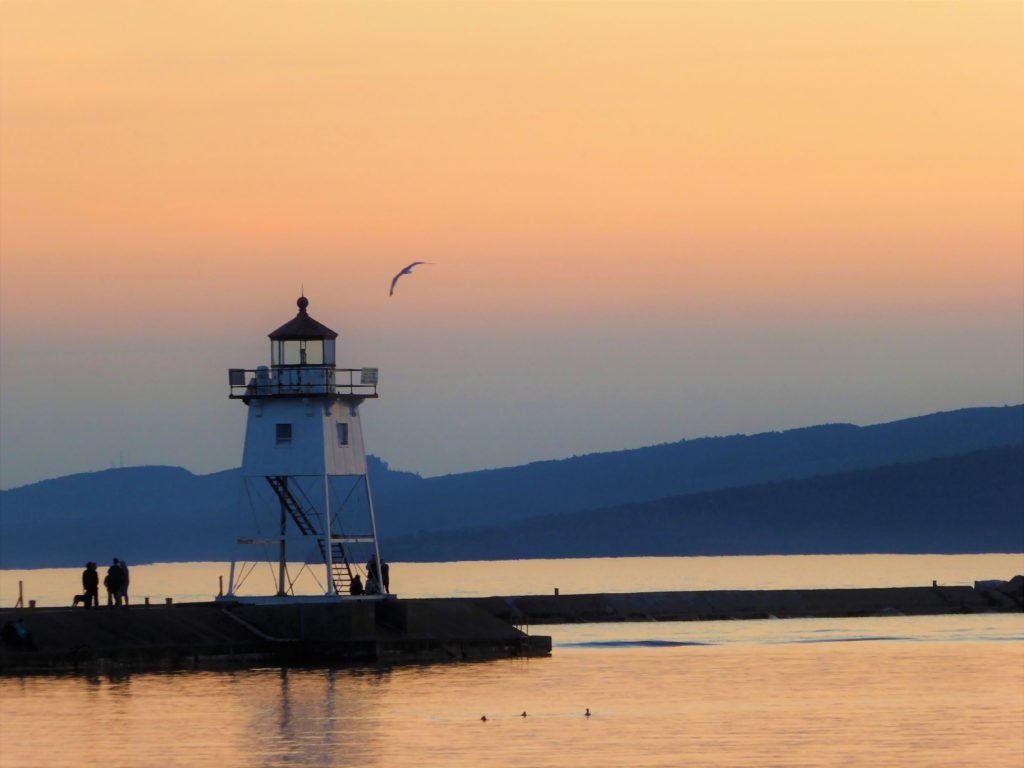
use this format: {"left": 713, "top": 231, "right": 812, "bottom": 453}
{"left": 389, "top": 261, "right": 431, "bottom": 296}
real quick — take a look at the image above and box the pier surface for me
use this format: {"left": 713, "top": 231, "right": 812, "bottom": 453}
{"left": 2, "top": 579, "right": 1019, "bottom": 674}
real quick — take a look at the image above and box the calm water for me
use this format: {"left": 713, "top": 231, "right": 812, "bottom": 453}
{"left": 2, "top": 553, "right": 1023, "bottom": 606}
{"left": 2, "top": 556, "right": 1023, "bottom": 767}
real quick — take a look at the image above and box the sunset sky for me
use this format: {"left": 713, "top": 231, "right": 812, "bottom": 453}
{"left": 1, "top": 1, "right": 1021, "bottom": 490}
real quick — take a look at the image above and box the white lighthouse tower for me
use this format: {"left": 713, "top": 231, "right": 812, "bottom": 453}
{"left": 223, "top": 295, "right": 386, "bottom": 600}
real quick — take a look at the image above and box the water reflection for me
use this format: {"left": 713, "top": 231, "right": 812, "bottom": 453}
{"left": 2, "top": 631, "right": 1023, "bottom": 768}
{"left": 221, "top": 666, "right": 400, "bottom": 767}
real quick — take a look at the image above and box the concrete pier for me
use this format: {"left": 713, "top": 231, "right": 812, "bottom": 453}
{"left": 0, "top": 598, "right": 551, "bottom": 675}
{"left": 2, "top": 579, "right": 1019, "bottom": 675}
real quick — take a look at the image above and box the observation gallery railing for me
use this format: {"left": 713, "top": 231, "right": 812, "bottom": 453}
{"left": 228, "top": 367, "right": 379, "bottom": 399}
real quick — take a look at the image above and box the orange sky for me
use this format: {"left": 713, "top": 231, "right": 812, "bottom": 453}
{"left": 1, "top": 1, "right": 1021, "bottom": 487}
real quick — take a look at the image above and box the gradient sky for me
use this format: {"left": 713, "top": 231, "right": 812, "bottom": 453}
{"left": 1, "top": 1, "right": 1021, "bottom": 490}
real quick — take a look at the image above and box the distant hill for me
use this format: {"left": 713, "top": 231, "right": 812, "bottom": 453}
{"left": 0, "top": 466, "right": 241, "bottom": 568}
{"left": 374, "top": 405, "right": 1024, "bottom": 534}
{"left": 0, "top": 405, "right": 1020, "bottom": 567}
{"left": 383, "top": 445, "right": 1024, "bottom": 561}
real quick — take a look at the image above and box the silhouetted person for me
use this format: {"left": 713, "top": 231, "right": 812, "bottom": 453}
{"left": 365, "top": 574, "right": 381, "bottom": 595}
{"left": 367, "top": 553, "right": 389, "bottom": 593}
{"left": 117, "top": 558, "right": 130, "bottom": 606}
{"left": 349, "top": 575, "right": 364, "bottom": 596}
{"left": 76, "top": 562, "right": 99, "bottom": 608}
{"left": 105, "top": 559, "right": 125, "bottom": 606}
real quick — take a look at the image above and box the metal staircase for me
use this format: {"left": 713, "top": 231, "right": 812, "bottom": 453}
{"left": 265, "top": 475, "right": 354, "bottom": 595}
{"left": 319, "top": 539, "right": 353, "bottom": 597}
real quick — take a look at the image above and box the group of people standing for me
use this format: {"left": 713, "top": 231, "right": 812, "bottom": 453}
{"left": 349, "top": 554, "right": 390, "bottom": 596}
{"left": 73, "top": 558, "right": 129, "bottom": 608}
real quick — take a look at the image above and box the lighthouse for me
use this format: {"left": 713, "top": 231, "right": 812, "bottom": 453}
{"left": 223, "top": 295, "right": 386, "bottom": 600}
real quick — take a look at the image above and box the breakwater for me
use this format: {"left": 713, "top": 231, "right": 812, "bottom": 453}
{"left": 466, "top": 579, "right": 1023, "bottom": 625}
{"left": 2, "top": 579, "right": 1019, "bottom": 674}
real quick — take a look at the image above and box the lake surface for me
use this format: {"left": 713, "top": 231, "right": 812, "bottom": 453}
{"left": 2, "top": 553, "right": 1022, "bottom": 607}
{"left": 2, "top": 556, "right": 1023, "bottom": 767}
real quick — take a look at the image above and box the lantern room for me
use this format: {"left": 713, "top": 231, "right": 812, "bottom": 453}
{"left": 228, "top": 295, "right": 378, "bottom": 401}
{"left": 269, "top": 295, "right": 337, "bottom": 367}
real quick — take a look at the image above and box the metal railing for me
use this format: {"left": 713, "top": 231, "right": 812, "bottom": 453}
{"left": 228, "top": 367, "right": 379, "bottom": 399}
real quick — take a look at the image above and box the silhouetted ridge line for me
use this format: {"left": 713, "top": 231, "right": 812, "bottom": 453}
{"left": 382, "top": 445, "right": 1024, "bottom": 561}
{"left": 0, "top": 405, "right": 1020, "bottom": 567}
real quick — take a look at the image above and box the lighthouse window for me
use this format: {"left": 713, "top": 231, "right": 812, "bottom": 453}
{"left": 275, "top": 423, "right": 292, "bottom": 444}
{"left": 336, "top": 423, "right": 349, "bottom": 446}
{"left": 275, "top": 340, "right": 301, "bottom": 366}
{"left": 303, "top": 340, "right": 325, "bottom": 365}
{"left": 273, "top": 339, "right": 325, "bottom": 366}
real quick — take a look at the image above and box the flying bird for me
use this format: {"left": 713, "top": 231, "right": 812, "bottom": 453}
{"left": 389, "top": 261, "right": 431, "bottom": 296}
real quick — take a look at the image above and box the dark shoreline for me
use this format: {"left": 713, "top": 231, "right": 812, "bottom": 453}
{"left": 2, "top": 580, "right": 1020, "bottom": 675}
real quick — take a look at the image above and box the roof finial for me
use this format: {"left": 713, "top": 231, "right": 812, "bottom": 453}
{"left": 297, "top": 293, "right": 309, "bottom": 313}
